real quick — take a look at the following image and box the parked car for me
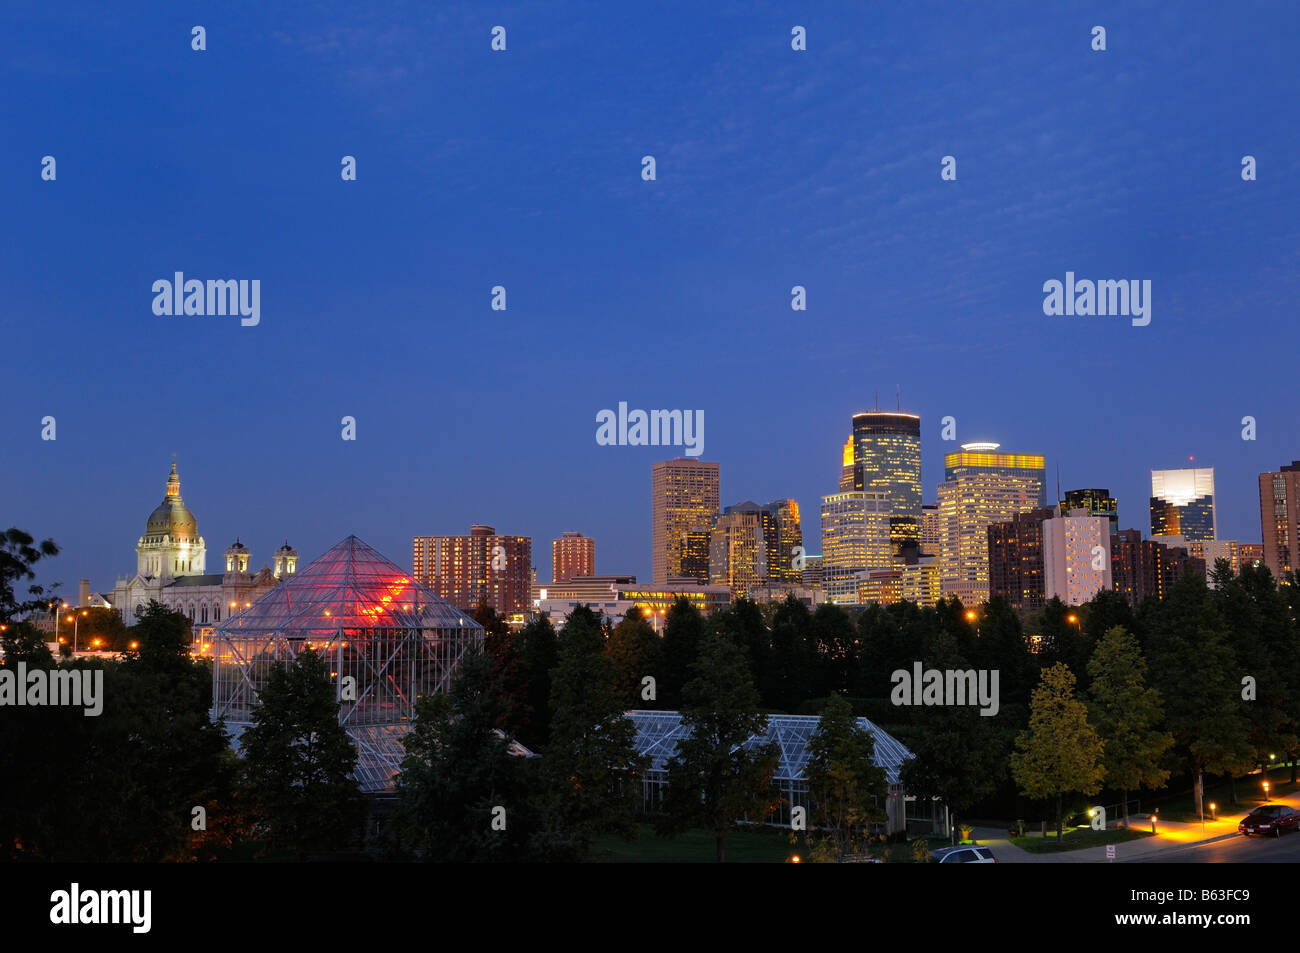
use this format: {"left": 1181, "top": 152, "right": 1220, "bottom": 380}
{"left": 1238, "top": 805, "right": 1300, "bottom": 837}
{"left": 932, "top": 845, "right": 997, "bottom": 863}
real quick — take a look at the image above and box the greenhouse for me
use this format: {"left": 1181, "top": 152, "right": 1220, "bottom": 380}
{"left": 627, "top": 710, "right": 915, "bottom": 833}
{"left": 211, "top": 535, "right": 483, "bottom": 792}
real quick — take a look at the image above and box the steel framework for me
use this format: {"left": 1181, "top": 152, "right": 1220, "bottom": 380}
{"left": 211, "top": 535, "right": 483, "bottom": 792}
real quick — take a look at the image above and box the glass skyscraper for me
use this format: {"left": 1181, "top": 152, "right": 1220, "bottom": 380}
{"left": 1150, "top": 467, "right": 1215, "bottom": 542}
{"left": 851, "top": 411, "right": 922, "bottom": 549}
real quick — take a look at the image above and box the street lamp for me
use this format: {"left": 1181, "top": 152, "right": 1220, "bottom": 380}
{"left": 69, "top": 610, "right": 87, "bottom": 653}
{"left": 1263, "top": 780, "right": 1271, "bottom": 802}
{"left": 1209, "top": 802, "right": 1217, "bottom": 821}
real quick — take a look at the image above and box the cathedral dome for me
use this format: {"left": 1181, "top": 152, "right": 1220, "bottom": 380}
{"left": 144, "top": 462, "right": 199, "bottom": 541}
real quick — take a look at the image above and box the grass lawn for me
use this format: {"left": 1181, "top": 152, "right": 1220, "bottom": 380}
{"left": 1012, "top": 827, "right": 1153, "bottom": 853}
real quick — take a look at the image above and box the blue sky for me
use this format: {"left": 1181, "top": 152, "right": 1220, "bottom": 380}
{"left": 4, "top": 0, "right": 1297, "bottom": 592}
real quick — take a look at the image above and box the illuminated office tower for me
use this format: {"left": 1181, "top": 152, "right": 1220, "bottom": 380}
{"left": 1150, "top": 467, "right": 1216, "bottom": 542}
{"left": 921, "top": 504, "right": 941, "bottom": 556}
{"left": 851, "top": 411, "right": 922, "bottom": 549}
{"left": 725, "top": 499, "right": 804, "bottom": 583}
{"left": 551, "top": 532, "right": 595, "bottom": 582}
{"left": 708, "top": 510, "right": 767, "bottom": 597}
{"left": 987, "top": 507, "right": 1055, "bottom": 612}
{"left": 1259, "top": 462, "right": 1300, "bottom": 579}
{"left": 413, "top": 525, "right": 533, "bottom": 621}
{"left": 652, "top": 459, "right": 720, "bottom": 585}
{"left": 680, "top": 528, "right": 713, "bottom": 584}
{"left": 1061, "top": 488, "right": 1118, "bottom": 535}
{"left": 1042, "top": 509, "right": 1113, "bottom": 606}
{"left": 839, "top": 436, "right": 856, "bottom": 491}
{"left": 938, "top": 443, "right": 1046, "bottom": 605}
{"left": 820, "top": 490, "right": 892, "bottom": 604}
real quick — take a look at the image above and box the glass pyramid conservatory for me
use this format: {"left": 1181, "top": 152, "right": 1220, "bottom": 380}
{"left": 211, "top": 535, "right": 483, "bottom": 792}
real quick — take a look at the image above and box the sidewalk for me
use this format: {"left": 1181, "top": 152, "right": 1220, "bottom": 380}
{"left": 969, "top": 794, "right": 1298, "bottom": 863}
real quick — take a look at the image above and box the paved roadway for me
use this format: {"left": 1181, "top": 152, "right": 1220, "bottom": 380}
{"left": 1125, "top": 830, "right": 1300, "bottom": 863}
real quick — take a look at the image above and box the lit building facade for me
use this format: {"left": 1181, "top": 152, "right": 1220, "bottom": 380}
{"left": 535, "top": 576, "right": 732, "bottom": 633}
{"left": 722, "top": 499, "right": 804, "bottom": 584}
{"left": 987, "top": 507, "right": 1054, "bottom": 612}
{"left": 851, "top": 411, "right": 922, "bottom": 549}
{"left": 652, "top": 459, "right": 720, "bottom": 585}
{"left": 1259, "top": 462, "right": 1300, "bottom": 580}
{"left": 1061, "top": 488, "right": 1119, "bottom": 535}
{"left": 413, "top": 525, "right": 533, "bottom": 622}
{"left": 1150, "top": 467, "right": 1216, "bottom": 542}
{"left": 1110, "top": 529, "right": 1205, "bottom": 607}
{"left": 1042, "top": 509, "right": 1113, "bottom": 605}
{"left": 820, "top": 490, "right": 892, "bottom": 604}
{"left": 938, "top": 444, "right": 1045, "bottom": 605}
{"left": 709, "top": 510, "right": 767, "bottom": 597}
{"left": 551, "top": 531, "right": 595, "bottom": 582}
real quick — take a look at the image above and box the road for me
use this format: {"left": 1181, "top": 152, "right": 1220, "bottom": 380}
{"left": 1126, "top": 830, "right": 1300, "bottom": 863}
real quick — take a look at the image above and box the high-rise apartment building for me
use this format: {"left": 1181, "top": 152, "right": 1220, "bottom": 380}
{"left": 987, "top": 507, "right": 1055, "bottom": 611}
{"left": 723, "top": 499, "right": 804, "bottom": 584}
{"left": 1150, "top": 467, "right": 1216, "bottom": 542}
{"left": 851, "top": 411, "right": 922, "bottom": 548}
{"left": 1042, "top": 509, "right": 1113, "bottom": 606}
{"left": 652, "top": 459, "right": 720, "bottom": 585}
{"left": 820, "top": 490, "right": 892, "bottom": 604}
{"left": 413, "top": 525, "right": 533, "bottom": 621}
{"left": 938, "top": 443, "right": 1046, "bottom": 605}
{"left": 1259, "top": 462, "right": 1300, "bottom": 580}
{"left": 1110, "top": 529, "right": 1204, "bottom": 608}
{"left": 551, "top": 532, "right": 595, "bottom": 582}
{"left": 709, "top": 510, "right": 767, "bottom": 597}
{"left": 1061, "top": 488, "right": 1118, "bottom": 535}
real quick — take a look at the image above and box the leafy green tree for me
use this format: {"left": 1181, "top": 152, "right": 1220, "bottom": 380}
{"left": 241, "top": 647, "right": 364, "bottom": 857}
{"left": 1010, "top": 663, "right": 1105, "bottom": 843}
{"left": 396, "top": 648, "right": 541, "bottom": 861}
{"left": 713, "top": 598, "right": 770, "bottom": 694}
{"left": 540, "top": 606, "right": 647, "bottom": 857}
{"left": 809, "top": 603, "right": 857, "bottom": 697}
{"left": 516, "top": 614, "right": 558, "bottom": 750}
{"left": 805, "top": 694, "right": 887, "bottom": 860}
{"left": 477, "top": 602, "right": 529, "bottom": 735}
{"left": 767, "top": 595, "right": 816, "bottom": 711}
{"left": 606, "top": 606, "right": 662, "bottom": 706}
{"left": 1086, "top": 626, "right": 1173, "bottom": 829}
{"left": 656, "top": 634, "right": 780, "bottom": 862}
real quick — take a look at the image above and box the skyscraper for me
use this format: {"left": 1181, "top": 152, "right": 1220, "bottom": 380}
{"left": 839, "top": 436, "right": 856, "bottom": 491}
{"left": 851, "top": 411, "right": 922, "bottom": 549}
{"left": 820, "top": 490, "right": 892, "bottom": 604}
{"left": 413, "top": 525, "right": 533, "bottom": 621}
{"left": 1150, "top": 467, "right": 1216, "bottom": 542}
{"left": 938, "top": 443, "right": 1046, "bottom": 605}
{"left": 1061, "top": 488, "right": 1118, "bottom": 535}
{"left": 709, "top": 510, "right": 766, "bottom": 596}
{"left": 652, "top": 459, "right": 720, "bottom": 585}
{"left": 1259, "top": 462, "right": 1300, "bottom": 579}
{"left": 551, "top": 532, "right": 595, "bottom": 582}
{"left": 724, "top": 499, "right": 804, "bottom": 583}
{"left": 987, "top": 507, "right": 1054, "bottom": 611}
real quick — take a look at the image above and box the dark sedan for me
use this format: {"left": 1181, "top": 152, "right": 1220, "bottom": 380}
{"left": 1238, "top": 805, "right": 1300, "bottom": 837}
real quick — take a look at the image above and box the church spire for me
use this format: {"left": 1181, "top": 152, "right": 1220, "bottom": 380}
{"left": 166, "top": 460, "right": 182, "bottom": 501}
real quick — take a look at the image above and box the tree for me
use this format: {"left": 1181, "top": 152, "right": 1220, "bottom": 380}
{"left": 809, "top": 603, "right": 857, "bottom": 697}
{"left": 396, "top": 648, "right": 540, "bottom": 861}
{"left": 656, "top": 634, "right": 780, "bottom": 862}
{"left": 606, "top": 606, "right": 662, "bottom": 706}
{"left": 540, "top": 606, "right": 647, "bottom": 857}
{"left": 240, "top": 647, "right": 364, "bottom": 857}
{"left": 767, "top": 595, "right": 816, "bottom": 711}
{"left": 1086, "top": 626, "right": 1172, "bottom": 829}
{"left": 713, "top": 598, "right": 770, "bottom": 694}
{"left": 1010, "top": 663, "right": 1105, "bottom": 843}
{"left": 513, "top": 614, "right": 558, "bottom": 750}
{"left": 805, "top": 694, "right": 887, "bottom": 860}
{"left": 660, "top": 596, "right": 706, "bottom": 708}
{"left": 0, "top": 527, "right": 59, "bottom": 622}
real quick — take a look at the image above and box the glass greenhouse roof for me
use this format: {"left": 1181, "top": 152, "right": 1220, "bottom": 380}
{"left": 215, "top": 535, "right": 479, "bottom": 636}
{"left": 626, "top": 710, "right": 913, "bottom": 785}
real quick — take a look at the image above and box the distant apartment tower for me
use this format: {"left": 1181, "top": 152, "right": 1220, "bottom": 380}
{"left": 938, "top": 443, "right": 1046, "bottom": 605}
{"left": 921, "top": 503, "right": 941, "bottom": 556}
{"left": 1240, "top": 542, "right": 1264, "bottom": 569}
{"left": 851, "top": 411, "right": 922, "bottom": 549}
{"left": 652, "top": 459, "right": 720, "bottom": 585}
{"left": 1061, "top": 488, "right": 1118, "bottom": 535}
{"left": 413, "top": 525, "right": 532, "bottom": 620}
{"left": 820, "top": 490, "right": 892, "bottom": 604}
{"left": 1110, "top": 529, "right": 1204, "bottom": 608}
{"left": 552, "top": 532, "right": 595, "bottom": 582}
{"left": 1043, "top": 509, "right": 1113, "bottom": 606}
{"left": 709, "top": 510, "right": 767, "bottom": 597}
{"left": 1259, "top": 462, "right": 1300, "bottom": 579}
{"left": 987, "top": 507, "right": 1055, "bottom": 612}
{"left": 1150, "top": 467, "right": 1216, "bottom": 542}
